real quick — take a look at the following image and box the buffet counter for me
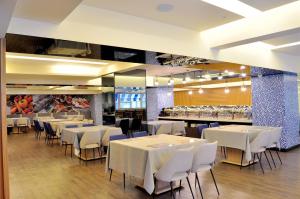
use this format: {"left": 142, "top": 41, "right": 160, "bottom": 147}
{"left": 158, "top": 116, "right": 252, "bottom": 126}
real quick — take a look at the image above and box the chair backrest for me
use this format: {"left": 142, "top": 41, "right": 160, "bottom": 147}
{"left": 45, "top": 122, "right": 55, "bottom": 136}
{"left": 172, "top": 121, "right": 186, "bottom": 135}
{"left": 33, "top": 120, "right": 43, "bottom": 131}
{"left": 191, "top": 141, "right": 218, "bottom": 172}
{"left": 79, "top": 130, "right": 102, "bottom": 148}
{"left": 268, "top": 127, "right": 282, "bottom": 146}
{"left": 7, "top": 118, "right": 14, "bottom": 127}
{"left": 109, "top": 134, "right": 128, "bottom": 141}
{"left": 82, "top": 123, "right": 95, "bottom": 127}
{"left": 155, "top": 147, "right": 194, "bottom": 182}
{"left": 250, "top": 131, "right": 271, "bottom": 153}
{"left": 65, "top": 125, "right": 78, "bottom": 128}
{"left": 120, "top": 119, "right": 130, "bottom": 134}
{"left": 131, "top": 118, "right": 142, "bottom": 131}
{"left": 132, "top": 131, "right": 148, "bottom": 138}
{"left": 156, "top": 123, "right": 172, "bottom": 135}
{"left": 43, "top": 122, "right": 50, "bottom": 135}
{"left": 196, "top": 124, "right": 209, "bottom": 137}
{"left": 209, "top": 122, "right": 219, "bottom": 128}
{"left": 17, "top": 118, "right": 27, "bottom": 126}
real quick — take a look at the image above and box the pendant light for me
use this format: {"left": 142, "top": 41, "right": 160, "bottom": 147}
{"left": 198, "top": 87, "right": 204, "bottom": 94}
{"left": 188, "top": 90, "right": 193, "bottom": 95}
{"left": 241, "top": 79, "right": 247, "bottom": 92}
{"left": 217, "top": 73, "right": 223, "bottom": 80}
{"left": 224, "top": 81, "right": 230, "bottom": 94}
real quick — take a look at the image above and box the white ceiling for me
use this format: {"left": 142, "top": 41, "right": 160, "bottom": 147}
{"left": 82, "top": 0, "right": 241, "bottom": 31}
{"left": 13, "top": 0, "right": 82, "bottom": 23}
{"left": 239, "top": 0, "right": 298, "bottom": 11}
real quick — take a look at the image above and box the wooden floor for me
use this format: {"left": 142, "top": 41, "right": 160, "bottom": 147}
{"left": 7, "top": 131, "right": 300, "bottom": 199}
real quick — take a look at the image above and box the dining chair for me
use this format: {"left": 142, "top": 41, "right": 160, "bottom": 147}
{"left": 120, "top": 119, "right": 130, "bottom": 137}
{"left": 6, "top": 118, "right": 14, "bottom": 128}
{"left": 266, "top": 127, "right": 283, "bottom": 167}
{"left": 191, "top": 141, "right": 219, "bottom": 199}
{"left": 131, "top": 118, "right": 142, "bottom": 132}
{"left": 172, "top": 121, "right": 186, "bottom": 136}
{"left": 209, "top": 122, "right": 219, "bottom": 128}
{"left": 82, "top": 123, "right": 95, "bottom": 127}
{"left": 33, "top": 120, "right": 44, "bottom": 139}
{"left": 65, "top": 125, "right": 78, "bottom": 128}
{"left": 153, "top": 147, "right": 195, "bottom": 199}
{"left": 17, "top": 118, "right": 28, "bottom": 133}
{"left": 44, "top": 122, "right": 59, "bottom": 145}
{"left": 132, "top": 131, "right": 148, "bottom": 138}
{"left": 79, "top": 130, "right": 102, "bottom": 162}
{"left": 156, "top": 123, "right": 172, "bottom": 135}
{"left": 248, "top": 131, "right": 272, "bottom": 174}
{"left": 109, "top": 134, "right": 129, "bottom": 189}
{"left": 196, "top": 124, "right": 208, "bottom": 138}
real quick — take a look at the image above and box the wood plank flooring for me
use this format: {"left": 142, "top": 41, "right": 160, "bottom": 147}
{"left": 7, "top": 131, "right": 300, "bottom": 199}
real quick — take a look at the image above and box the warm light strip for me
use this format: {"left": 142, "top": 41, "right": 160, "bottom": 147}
{"left": 271, "top": 41, "right": 300, "bottom": 50}
{"left": 201, "top": 0, "right": 261, "bottom": 18}
{"left": 6, "top": 54, "right": 108, "bottom": 65}
{"left": 188, "top": 81, "right": 251, "bottom": 89}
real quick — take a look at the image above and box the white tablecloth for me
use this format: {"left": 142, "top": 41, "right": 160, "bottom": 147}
{"left": 9, "top": 117, "right": 31, "bottom": 128}
{"left": 38, "top": 118, "right": 69, "bottom": 127}
{"left": 202, "top": 125, "right": 282, "bottom": 161}
{"left": 108, "top": 134, "right": 205, "bottom": 194}
{"left": 146, "top": 120, "right": 183, "bottom": 135}
{"left": 50, "top": 120, "right": 94, "bottom": 135}
{"left": 61, "top": 125, "right": 122, "bottom": 155}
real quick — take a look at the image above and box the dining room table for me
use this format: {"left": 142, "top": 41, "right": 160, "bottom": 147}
{"left": 202, "top": 125, "right": 282, "bottom": 166}
{"left": 107, "top": 134, "right": 206, "bottom": 194}
{"left": 9, "top": 117, "right": 31, "bottom": 128}
{"left": 61, "top": 125, "right": 122, "bottom": 157}
{"left": 50, "top": 119, "right": 94, "bottom": 136}
{"left": 144, "top": 120, "right": 185, "bottom": 135}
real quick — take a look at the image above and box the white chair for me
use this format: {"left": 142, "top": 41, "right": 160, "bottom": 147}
{"left": 154, "top": 147, "right": 195, "bottom": 199}
{"left": 172, "top": 121, "right": 186, "bottom": 136}
{"left": 16, "top": 118, "right": 28, "bottom": 133}
{"left": 249, "top": 131, "right": 272, "bottom": 174}
{"left": 7, "top": 118, "right": 14, "bottom": 128}
{"left": 191, "top": 141, "right": 219, "bottom": 199}
{"left": 266, "top": 127, "right": 283, "bottom": 167}
{"left": 156, "top": 123, "right": 172, "bottom": 135}
{"left": 79, "top": 130, "right": 102, "bottom": 161}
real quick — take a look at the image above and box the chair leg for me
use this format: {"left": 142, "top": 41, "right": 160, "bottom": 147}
{"left": 240, "top": 151, "right": 244, "bottom": 170}
{"left": 195, "top": 173, "right": 204, "bottom": 199}
{"left": 186, "top": 177, "right": 195, "bottom": 199}
{"left": 258, "top": 152, "right": 265, "bottom": 174}
{"left": 210, "top": 169, "right": 220, "bottom": 196}
{"left": 179, "top": 180, "right": 182, "bottom": 194}
{"left": 123, "top": 173, "right": 126, "bottom": 190}
{"left": 64, "top": 144, "right": 67, "bottom": 156}
{"left": 276, "top": 150, "right": 283, "bottom": 165}
{"left": 71, "top": 145, "right": 73, "bottom": 158}
{"left": 170, "top": 181, "right": 175, "bottom": 199}
{"left": 93, "top": 148, "right": 95, "bottom": 159}
{"left": 268, "top": 150, "right": 276, "bottom": 168}
{"left": 264, "top": 151, "right": 272, "bottom": 170}
{"left": 109, "top": 169, "right": 113, "bottom": 181}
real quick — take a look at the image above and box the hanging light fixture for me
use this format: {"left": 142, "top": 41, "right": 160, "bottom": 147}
{"left": 240, "top": 65, "right": 246, "bottom": 70}
{"left": 224, "top": 81, "right": 230, "bottom": 94}
{"left": 217, "top": 73, "right": 223, "bottom": 80}
{"left": 154, "top": 77, "right": 159, "bottom": 86}
{"left": 198, "top": 87, "right": 204, "bottom": 94}
{"left": 188, "top": 90, "right": 193, "bottom": 95}
{"left": 241, "top": 79, "right": 247, "bottom": 92}
{"left": 170, "top": 75, "right": 174, "bottom": 84}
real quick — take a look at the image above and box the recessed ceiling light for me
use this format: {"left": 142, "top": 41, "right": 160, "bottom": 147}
{"left": 157, "top": 3, "right": 174, "bottom": 12}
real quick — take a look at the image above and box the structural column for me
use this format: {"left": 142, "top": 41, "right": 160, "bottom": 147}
{"left": 251, "top": 67, "right": 300, "bottom": 150}
{"left": 0, "top": 38, "right": 9, "bottom": 198}
{"left": 90, "top": 94, "right": 103, "bottom": 125}
{"left": 146, "top": 87, "right": 174, "bottom": 121}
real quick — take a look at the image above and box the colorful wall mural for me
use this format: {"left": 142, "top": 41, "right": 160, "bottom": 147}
{"left": 7, "top": 95, "right": 91, "bottom": 115}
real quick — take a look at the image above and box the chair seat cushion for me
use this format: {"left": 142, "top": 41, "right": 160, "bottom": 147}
{"left": 155, "top": 171, "right": 188, "bottom": 182}
{"left": 191, "top": 164, "right": 211, "bottom": 173}
{"left": 82, "top": 143, "right": 99, "bottom": 149}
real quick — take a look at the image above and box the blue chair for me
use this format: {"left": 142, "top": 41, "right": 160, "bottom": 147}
{"left": 196, "top": 124, "right": 209, "bottom": 138}
{"left": 33, "top": 120, "right": 44, "bottom": 139}
{"left": 82, "top": 123, "right": 95, "bottom": 127}
{"left": 109, "top": 134, "right": 128, "bottom": 141}
{"left": 109, "top": 133, "right": 128, "bottom": 189}
{"left": 44, "top": 122, "right": 58, "bottom": 145}
{"left": 132, "top": 131, "right": 148, "bottom": 138}
{"left": 65, "top": 125, "right": 78, "bottom": 128}
{"left": 209, "top": 122, "right": 220, "bottom": 128}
